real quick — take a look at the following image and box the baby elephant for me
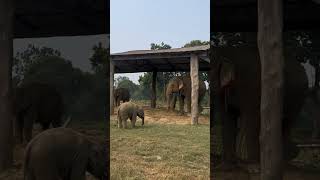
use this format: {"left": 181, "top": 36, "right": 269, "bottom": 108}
{"left": 24, "top": 127, "right": 107, "bottom": 180}
{"left": 117, "top": 102, "right": 144, "bottom": 128}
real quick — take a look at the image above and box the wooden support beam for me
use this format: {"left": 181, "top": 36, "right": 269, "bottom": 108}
{"left": 151, "top": 71, "right": 157, "bottom": 108}
{"left": 110, "top": 60, "right": 114, "bottom": 115}
{"left": 0, "top": 0, "right": 14, "bottom": 172}
{"left": 258, "top": 0, "right": 284, "bottom": 179}
{"left": 190, "top": 54, "right": 199, "bottom": 125}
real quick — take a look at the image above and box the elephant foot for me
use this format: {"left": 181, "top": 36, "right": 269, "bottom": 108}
{"left": 214, "top": 161, "right": 237, "bottom": 172}
{"left": 237, "top": 162, "right": 260, "bottom": 174}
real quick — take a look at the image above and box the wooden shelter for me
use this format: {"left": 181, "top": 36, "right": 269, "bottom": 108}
{"left": 0, "top": 0, "right": 108, "bottom": 171}
{"left": 110, "top": 45, "right": 210, "bottom": 124}
{"left": 212, "top": 0, "right": 320, "bottom": 179}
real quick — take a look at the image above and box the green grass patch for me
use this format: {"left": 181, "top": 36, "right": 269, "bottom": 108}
{"left": 110, "top": 122, "right": 210, "bottom": 179}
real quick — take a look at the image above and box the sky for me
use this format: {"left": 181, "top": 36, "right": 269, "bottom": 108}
{"left": 111, "top": 0, "right": 210, "bottom": 84}
{"left": 13, "top": 35, "right": 109, "bottom": 73}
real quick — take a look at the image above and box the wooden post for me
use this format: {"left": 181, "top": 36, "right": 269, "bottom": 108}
{"left": 110, "top": 60, "right": 114, "bottom": 115}
{"left": 0, "top": 0, "right": 14, "bottom": 171}
{"left": 151, "top": 71, "right": 157, "bottom": 108}
{"left": 190, "top": 54, "right": 199, "bottom": 125}
{"left": 258, "top": 0, "right": 284, "bottom": 179}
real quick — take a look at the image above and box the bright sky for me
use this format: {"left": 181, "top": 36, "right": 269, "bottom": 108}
{"left": 111, "top": 0, "right": 210, "bottom": 84}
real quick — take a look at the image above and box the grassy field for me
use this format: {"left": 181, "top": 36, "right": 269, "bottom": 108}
{"left": 0, "top": 120, "right": 105, "bottom": 180}
{"left": 110, "top": 105, "right": 210, "bottom": 180}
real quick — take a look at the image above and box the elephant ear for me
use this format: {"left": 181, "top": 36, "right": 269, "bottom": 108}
{"left": 220, "top": 61, "right": 235, "bottom": 88}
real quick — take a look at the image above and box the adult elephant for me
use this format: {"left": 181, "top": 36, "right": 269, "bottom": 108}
{"left": 166, "top": 75, "right": 206, "bottom": 114}
{"left": 13, "top": 82, "right": 64, "bottom": 144}
{"left": 212, "top": 46, "right": 308, "bottom": 168}
{"left": 114, "top": 87, "right": 130, "bottom": 107}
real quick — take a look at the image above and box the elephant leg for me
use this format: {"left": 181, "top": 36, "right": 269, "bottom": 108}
{"left": 222, "top": 108, "right": 238, "bottom": 164}
{"left": 172, "top": 95, "right": 177, "bottom": 110}
{"left": 118, "top": 117, "right": 123, "bottom": 128}
{"left": 15, "top": 115, "right": 24, "bottom": 144}
{"left": 236, "top": 109, "right": 260, "bottom": 164}
{"left": 166, "top": 94, "right": 171, "bottom": 111}
{"left": 283, "top": 116, "right": 299, "bottom": 161}
{"left": 24, "top": 120, "right": 33, "bottom": 143}
{"left": 169, "top": 95, "right": 176, "bottom": 111}
{"left": 131, "top": 115, "right": 137, "bottom": 128}
{"left": 178, "top": 96, "right": 185, "bottom": 115}
{"left": 123, "top": 119, "right": 127, "bottom": 129}
{"left": 23, "top": 111, "right": 35, "bottom": 143}
{"left": 186, "top": 98, "right": 191, "bottom": 113}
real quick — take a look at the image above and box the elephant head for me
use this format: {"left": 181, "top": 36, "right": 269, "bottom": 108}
{"left": 137, "top": 108, "right": 144, "bottom": 125}
{"left": 219, "top": 60, "right": 235, "bottom": 88}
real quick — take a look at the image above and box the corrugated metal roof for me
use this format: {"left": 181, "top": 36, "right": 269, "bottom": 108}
{"left": 111, "top": 45, "right": 209, "bottom": 56}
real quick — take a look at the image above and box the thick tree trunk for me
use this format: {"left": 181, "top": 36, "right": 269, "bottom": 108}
{"left": 312, "top": 64, "right": 320, "bottom": 139}
{"left": 110, "top": 60, "right": 114, "bottom": 115}
{"left": 258, "top": 0, "right": 284, "bottom": 179}
{"left": 0, "top": 0, "right": 14, "bottom": 171}
{"left": 151, "top": 71, "right": 157, "bottom": 108}
{"left": 190, "top": 54, "right": 199, "bottom": 125}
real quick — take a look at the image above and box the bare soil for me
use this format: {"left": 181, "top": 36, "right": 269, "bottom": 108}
{"left": 112, "top": 106, "right": 210, "bottom": 125}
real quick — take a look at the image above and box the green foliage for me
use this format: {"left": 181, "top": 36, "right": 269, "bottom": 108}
{"left": 115, "top": 76, "right": 137, "bottom": 91}
{"left": 150, "top": 42, "right": 171, "bottom": 50}
{"left": 183, "top": 40, "right": 209, "bottom": 48}
{"left": 89, "top": 42, "right": 109, "bottom": 73}
{"left": 14, "top": 44, "right": 108, "bottom": 121}
{"left": 12, "top": 44, "right": 61, "bottom": 86}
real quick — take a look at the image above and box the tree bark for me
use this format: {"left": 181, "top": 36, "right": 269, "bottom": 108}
{"left": 190, "top": 54, "right": 199, "bottom": 125}
{"left": 312, "top": 64, "right": 320, "bottom": 139}
{"left": 151, "top": 71, "right": 157, "bottom": 108}
{"left": 258, "top": 0, "right": 284, "bottom": 179}
{"left": 110, "top": 60, "right": 114, "bottom": 115}
{"left": 0, "top": 0, "right": 14, "bottom": 172}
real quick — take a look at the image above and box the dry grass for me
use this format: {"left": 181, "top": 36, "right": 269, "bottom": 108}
{"left": 110, "top": 104, "right": 210, "bottom": 180}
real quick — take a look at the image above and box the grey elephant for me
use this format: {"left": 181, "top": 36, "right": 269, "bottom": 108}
{"left": 114, "top": 87, "right": 130, "bottom": 107}
{"left": 117, "top": 102, "right": 144, "bottom": 128}
{"left": 13, "top": 82, "right": 64, "bottom": 144}
{"left": 24, "top": 127, "right": 107, "bottom": 180}
{"left": 212, "top": 46, "right": 308, "bottom": 166}
{"left": 165, "top": 75, "right": 206, "bottom": 114}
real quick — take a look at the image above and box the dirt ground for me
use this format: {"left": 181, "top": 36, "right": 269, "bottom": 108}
{"left": 112, "top": 105, "right": 210, "bottom": 125}
{"left": 0, "top": 122, "right": 105, "bottom": 180}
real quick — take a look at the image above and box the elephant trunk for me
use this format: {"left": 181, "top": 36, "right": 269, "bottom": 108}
{"left": 141, "top": 117, "right": 144, "bottom": 126}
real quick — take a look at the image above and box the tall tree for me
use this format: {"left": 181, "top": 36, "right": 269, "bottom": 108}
{"left": 89, "top": 42, "right": 109, "bottom": 74}
{"left": 12, "top": 45, "right": 61, "bottom": 86}
{"left": 183, "top": 40, "right": 209, "bottom": 48}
